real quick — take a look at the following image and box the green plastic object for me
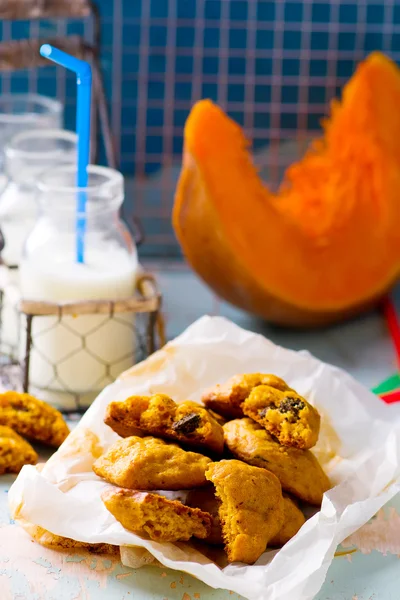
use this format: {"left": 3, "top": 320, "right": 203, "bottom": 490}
{"left": 373, "top": 373, "right": 400, "bottom": 395}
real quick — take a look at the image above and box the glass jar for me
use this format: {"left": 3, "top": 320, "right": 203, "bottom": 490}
{"left": 0, "top": 94, "right": 63, "bottom": 156}
{"left": 0, "top": 128, "right": 77, "bottom": 267}
{"left": 19, "top": 165, "right": 139, "bottom": 410}
{"left": 0, "top": 129, "right": 77, "bottom": 361}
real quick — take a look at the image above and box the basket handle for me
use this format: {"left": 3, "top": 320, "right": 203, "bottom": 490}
{"left": 136, "top": 274, "right": 166, "bottom": 349}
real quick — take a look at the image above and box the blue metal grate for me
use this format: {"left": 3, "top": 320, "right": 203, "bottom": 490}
{"left": 0, "top": 1, "right": 399, "bottom": 256}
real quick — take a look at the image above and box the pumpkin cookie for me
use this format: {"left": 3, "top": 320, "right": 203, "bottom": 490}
{"left": 207, "top": 410, "right": 227, "bottom": 427}
{"left": 186, "top": 486, "right": 223, "bottom": 545}
{"left": 242, "top": 385, "right": 320, "bottom": 449}
{"left": 269, "top": 495, "right": 305, "bottom": 547}
{"left": 223, "top": 419, "right": 330, "bottom": 505}
{"left": 202, "top": 373, "right": 291, "bottom": 419}
{"left": 0, "top": 425, "right": 38, "bottom": 475}
{"left": 104, "top": 394, "right": 224, "bottom": 454}
{"left": 93, "top": 435, "right": 211, "bottom": 490}
{"left": 205, "top": 459, "right": 284, "bottom": 564}
{"left": 0, "top": 391, "right": 70, "bottom": 447}
{"left": 24, "top": 522, "right": 118, "bottom": 554}
{"left": 102, "top": 488, "right": 212, "bottom": 542}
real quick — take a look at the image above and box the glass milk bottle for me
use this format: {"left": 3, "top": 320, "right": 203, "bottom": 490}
{"left": 20, "top": 165, "right": 138, "bottom": 410}
{"left": 0, "top": 129, "right": 77, "bottom": 267}
{"left": 0, "top": 94, "right": 63, "bottom": 155}
{"left": 0, "top": 130, "right": 77, "bottom": 358}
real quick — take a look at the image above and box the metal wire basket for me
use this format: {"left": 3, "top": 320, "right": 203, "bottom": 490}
{"left": 0, "top": 0, "right": 92, "bottom": 20}
{"left": 0, "top": 7, "right": 116, "bottom": 168}
{"left": 0, "top": 273, "right": 165, "bottom": 413}
{"left": 2, "top": 1, "right": 397, "bottom": 258}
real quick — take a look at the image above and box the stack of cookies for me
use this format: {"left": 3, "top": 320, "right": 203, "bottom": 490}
{"left": 95, "top": 373, "right": 330, "bottom": 565}
{"left": 0, "top": 391, "right": 70, "bottom": 474}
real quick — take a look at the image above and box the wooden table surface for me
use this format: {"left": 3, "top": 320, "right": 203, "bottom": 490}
{"left": 1, "top": 262, "right": 400, "bottom": 600}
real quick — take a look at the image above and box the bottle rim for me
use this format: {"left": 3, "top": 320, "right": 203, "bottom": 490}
{"left": 36, "top": 164, "right": 124, "bottom": 213}
{"left": 0, "top": 94, "right": 63, "bottom": 124}
{"left": 6, "top": 128, "right": 77, "bottom": 159}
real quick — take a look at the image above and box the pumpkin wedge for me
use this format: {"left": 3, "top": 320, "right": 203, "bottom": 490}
{"left": 173, "top": 52, "right": 400, "bottom": 326}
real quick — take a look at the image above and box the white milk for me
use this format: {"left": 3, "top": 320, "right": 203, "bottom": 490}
{"left": 0, "top": 267, "right": 21, "bottom": 360}
{"left": 20, "top": 244, "right": 138, "bottom": 410}
{"left": 0, "top": 128, "right": 76, "bottom": 357}
{"left": 0, "top": 183, "right": 37, "bottom": 267}
{"left": 0, "top": 182, "right": 37, "bottom": 357}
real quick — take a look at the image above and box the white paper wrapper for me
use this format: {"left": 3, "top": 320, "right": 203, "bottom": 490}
{"left": 8, "top": 316, "right": 400, "bottom": 600}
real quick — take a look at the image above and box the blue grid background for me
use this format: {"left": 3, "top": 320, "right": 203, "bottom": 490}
{"left": 0, "top": 1, "right": 399, "bottom": 256}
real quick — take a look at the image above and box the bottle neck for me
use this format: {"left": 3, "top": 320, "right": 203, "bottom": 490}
{"left": 25, "top": 204, "right": 136, "bottom": 268}
{"left": 5, "top": 130, "right": 77, "bottom": 188}
{"left": 36, "top": 182, "right": 125, "bottom": 233}
{"left": 38, "top": 205, "right": 121, "bottom": 231}
{"left": 28, "top": 165, "right": 129, "bottom": 254}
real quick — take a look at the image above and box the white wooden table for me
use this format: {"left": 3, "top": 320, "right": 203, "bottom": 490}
{"left": 1, "top": 262, "right": 399, "bottom": 600}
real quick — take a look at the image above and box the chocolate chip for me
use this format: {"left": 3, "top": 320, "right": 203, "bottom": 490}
{"left": 258, "top": 407, "right": 269, "bottom": 418}
{"left": 278, "top": 396, "right": 305, "bottom": 420}
{"left": 10, "top": 402, "right": 30, "bottom": 412}
{"left": 172, "top": 413, "right": 202, "bottom": 435}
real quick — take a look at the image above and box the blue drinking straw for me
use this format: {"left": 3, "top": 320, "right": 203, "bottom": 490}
{"left": 40, "top": 44, "right": 92, "bottom": 264}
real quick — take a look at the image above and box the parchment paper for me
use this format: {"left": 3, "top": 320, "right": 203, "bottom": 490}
{"left": 8, "top": 316, "right": 400, "bottom": 600}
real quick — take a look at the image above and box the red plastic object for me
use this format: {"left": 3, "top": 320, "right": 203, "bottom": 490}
{"left": 379, "top": 389, "right": 400, "bottom": 404}
{"left": 380, "top": 296, "right": 400, "bottom": 403}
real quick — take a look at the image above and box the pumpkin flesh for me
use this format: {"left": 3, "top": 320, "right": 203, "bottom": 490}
{"left": 173, "top": 53, "right": 400, "bottom": 326}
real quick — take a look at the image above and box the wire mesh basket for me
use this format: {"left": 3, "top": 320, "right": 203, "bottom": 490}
{"left": 0, "top": 273, "right": 165, "bottom": 413}
{"left": 0, "top": 2, "right": 116, "bottom": 168}
{"left": 1, "top": 1, "right": 398, "bottom": 257}
{"left": 101, "top": 0, "right": 400, "bottom": 257}
{"left": 0, "top": 0, "right": 92, "bottom": 19}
